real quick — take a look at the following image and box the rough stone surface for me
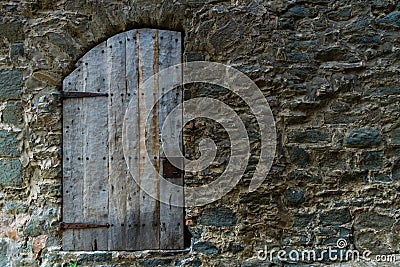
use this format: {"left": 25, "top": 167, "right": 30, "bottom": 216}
{"left": 0, "top": 240, "right": 7, "bottom": 266}
{"left": 24, "top": 217, "right": 45, "bottom": 237}
{"left": 391, "top": 126, "right": 400, "bottom": 145}
{"left": 284, "top": 188, "right": 305, "bottom": 206}
{"left": 393, "top": 159, "right": 400, "bottom": 180}
{"left": 10, "top": 43, "right": 24, "bottom": 61}
{"left": 192, "top": 241, "right": 219, "bottom": 255}
{"left": 175, "top": 257, "right": 202, "bottom": 267}
{"left": 2, "top": 101, "right": 23, "bottom": 125}
{"left": 359, "top": 151, "right": 383, "bottom": 170}
{"left": 0, "top": 0, "right": 399, "bottom": 266}
{"left": 0, "top": 21, "right": 24, "bottom": 43}
{"left": 0, "top": 158, "right": 22, "bottom": 185}
{"left": 241, "top": 258, "right": 272, "bottom": 267}
{"left": 140, "top": 258, "right": 173, "bottom": 267}
{"left": 283, "top": 6, "right": 317, "bottom": 18}
{"left": 288, "top": 146, "right": 310, "bottom": 168}
{"left": 226, "top": 242, "right": 244, "bottom": 253}
{"left": 3, "top": 202, "right": 28, "bottom": 214}
{"left": 293, "top": 214, "right": 316, "bottom": 228}
{"left": 376, "top": 11, "right": 400, "bottom": 28}
{"left": 319, "top": 208, "right": 352, "bottom": 226}
{"left": 0, "top": 130, "right": 19, "bottom": 157}
{"left": 343, "top": 129, "right": 383, "bottom": 148}
{"left": 354, "top": 212, "right": 395, "bottom": 230}
{"left": 77, "top": 252, "right": 112, "bottom": 264}
{"left": 0, "top": 70, "right": 23, "bottom": 100}
{"left": 198, "top": 207, "right": 237, "bottom": 226}
{"left": 287, "top": 129, "right": 330, "bottom": 143}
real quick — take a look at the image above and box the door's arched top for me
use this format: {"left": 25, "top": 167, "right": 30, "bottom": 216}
{"left": 63, "top": 28, "right": 181, "bottom": 94}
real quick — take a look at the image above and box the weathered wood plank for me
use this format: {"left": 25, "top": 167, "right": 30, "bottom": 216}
{"left": 62, "top": 66, "right": 84, "bottom": 250}
{"left": 137, "top": 29, "right": 160, "bottom": 250}
{"left": 107, "top": 33, "right": 129, "bottom": 250}
{"left": 63, "top": 28, "right": 184, "bottom": 251}
{"left": 158, "top": 30, "right": 184, "bottom": 249}
{"left": 124, "top": 29, "right": 141, "bottom": 250}
{"left": 81, "top": 42, "right": 109, "bottom": 250}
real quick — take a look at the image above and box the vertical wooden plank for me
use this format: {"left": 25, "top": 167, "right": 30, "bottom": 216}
{"left": 158, "top": 30, "right": 184, "bottom": 249}
{"left": 137, "top": 28, "right": 160, "bottom": 249}
{"left": 81, "top": 42, "right": 109, "bottom": 250}
{"left": 124, "top": 29, "right": 141, "bottom": 250}
{"left": 107, "top": 32, "right": 129, "bottom": 250}
{"left": 62, "top": 66, "right": 84, "bottom": 250}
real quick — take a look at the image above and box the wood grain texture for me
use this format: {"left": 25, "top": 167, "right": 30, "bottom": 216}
{"left": 62, "top": 62, "right": 84, "bottom": 250}
{"left": 107, "top": 33, "right": 129, "bottom": 250}
{"left": 62, "top": 29, "right": 183, "bottom": 251}
{"left": 81, "top": 42, "right": 109, "bottom": 250}
{"left": 124, "top": 29, "right": 141, "bottom": 250}
{"left": 137, "top": 29, "right": 160, "bottom": 249}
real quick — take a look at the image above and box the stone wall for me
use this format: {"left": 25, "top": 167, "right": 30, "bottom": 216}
{"left": 0, "top": 0, "right": 399, "bottom": 266}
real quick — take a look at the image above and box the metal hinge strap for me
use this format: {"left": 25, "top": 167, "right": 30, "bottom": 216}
{"left": 59, "top": 222, "right": 110, "bottom": 231}
{"left": 60, "top": 91, "right": 108, "bottom": 98}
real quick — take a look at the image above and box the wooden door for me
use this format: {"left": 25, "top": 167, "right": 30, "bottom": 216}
{"left": 62, "top": 29, "right": 183, "bottom": 251}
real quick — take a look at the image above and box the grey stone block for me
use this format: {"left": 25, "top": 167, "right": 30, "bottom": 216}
{"left": 226, "top": 242, "right": 244, "bottom": 253}
{"left": 241, "top": 258, "right": 272, "bottom": 267}
{"left": 368, "top": 86, "right": 400, "bottom": 96}
{"left": 283, "top": 6, "right": 316, "bottom": 18}
{"left": 0, "top": 21, "right": 24, "bottom": 43}
{"left": 328, "top": 6, "right": 352, "bottom": 21}
{"left": 354, "top": 212, "right": 395, "bottom": 230}
{"left": 0, "top": 70, "right": 23, "bottom": 100}
{"left": 77, "top": 252, "right": 112, "bottom": 264}
{"left": 2, "top": 101, "right": 23, "bottom": 125}
{"left": 287, "top": 129, "right": 330, "bottom": 143}
{"left": 184, "top": 52, "right": 205, "bottom": 62}
{"left": 10, "top": 43, "right": 24, "bottom": 60}
{"left": 192, "top": 241, "right": 219, "bottom": 255}
{"left": 0, "top": 239, "right": 8, "bottom": 267}
{"left": 360, "top": 151, "right": 383, "bottom": 170}
{"left": 175, "top": 257, "right": 201, "bottom": 267}
{"left": 3, "top": 202, "right": 28, "bottom": 214}
{"left": 320, "top": 208, "right": 351, "bottom": 226}
{"left": 285, "top": 188, "right": 305, "bottom": 206}
{"left": 293, "top": 214, "right": 316, "bottom": 228}
{"left": 0, "top": 158, "right": 22, "bottom": 185}
{"left": 288, "top": 171, "right": 322, "bottom": 184}
{"left": 391, "top": 126, "right": 400, "bottom": 145}
{"left": 23, "top": 216, "right": 44, "bottom": 237}
{"left": 315, "top": 47, "right": 360, "bottom": 62}
{"left": 377, "top": 11, "right": 400, "bottom": 28}
{"left": 198, "top": 207, "right": 237, "bottom": 226}
{"left": 344, "top": 129, "right": 382, "bottom": 148}
{"left": 393, "top": 159, "right": 400, "bottom": 180}
{"left": 288, "top": 146, "right": 310, "bottom": 168}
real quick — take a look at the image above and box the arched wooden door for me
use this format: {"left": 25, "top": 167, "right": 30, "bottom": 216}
{"left": 61, "top": 29, "right": 183, "bottom": 251}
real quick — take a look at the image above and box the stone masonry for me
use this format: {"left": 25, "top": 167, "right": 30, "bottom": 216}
{"left": 0, "top": 0, "right": 400, "bottom": 266}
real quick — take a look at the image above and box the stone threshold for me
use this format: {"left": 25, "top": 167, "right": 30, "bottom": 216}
{"left": 42, "top": 246, "right": 191, "bottom": 261}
